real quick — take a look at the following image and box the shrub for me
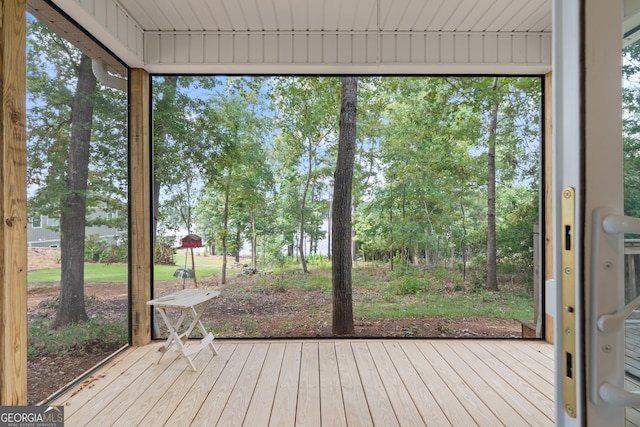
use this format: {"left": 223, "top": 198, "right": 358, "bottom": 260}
{"left": 85, "top": 235, "right": 108, "bottom": 262}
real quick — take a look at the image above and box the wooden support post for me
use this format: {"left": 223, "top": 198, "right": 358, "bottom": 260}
{"left": 544, "top": 71, "right": 554, "bottom": 344}
{"left": 130, "top": 69, "right": 152, "bottom": 346}
{"left": 0, "top": 0, "right": 27, "bottom": 405}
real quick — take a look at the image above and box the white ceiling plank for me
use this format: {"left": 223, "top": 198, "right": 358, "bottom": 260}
{"left": 456, "top": 0, "right": 496, "bottom": 31}
{"left": 189, "top": 34, "right": 205, "bottom": 63}
{"left": 117, "top": 0, "right": 156, "bottom": 29}
{"left": 290, "top": 0, "right": 308, "bottom": 30}
{"left": 278, "top": 34, "right": 293, "bottom": 63}
{"left": 323, "top": 34, "right": 337, "bottom": 63}
{"left": 222, "top": 0, "right": 249, "bottom": 31}
{"left": 337, "top": 34, "right": 351, "bottom": 63}
{"left": 516, "top": 2, "right": 550, "bottom": 32}
{"left": 293, "top": 34, "right": 307, "bottom": 63}
{"left": 395, "top": 0, "right": 431, "bottom": 31}
{"left": 442, "top": 0, "right": 483, "bottom": 32}
{"left": 272, "top": 0, "right": 293, "bottom": 31}
{"left": 404, "top": 0, "right": 446, "bottom": 32}
{"left": 352, "top": 0, "right": 377, "bottom": 31}
{"left": 307, "top": 0, "right": 324, "bottom": 31}
{"left": 255, "top": 0, "right": 277, "bottom": 31}
{"left": 337, "top": 0, "right": 359, "bottom": 31}
{"left": 138, "top": 0, "right": 174, "bottom": 31}
{"left": 239, "top": 0, "right": 263, "bottom": 31}
{"left": 41, "top": 0, "right": 554, "bottom": 74}
{"left": 173, "top": 0, "right": 203, "bottom": 31}
{"left": 380, "top": 0, "right": 409, "bottom": 31}
{"left": 264, "top": 34, "right": 278, "bottom": 63}
{"left": 529, "top": 13, "right": 552, "bottom": 32}
{"left": 201, "top": 0, "right": 232, "bottom": 31}
{"left": 428, "top": 1, "right": 466, "bottom": 31}
{"left": 309, "top": 34, "right": 322, "bottom": 62}
{"left": 219, "top": 34, "right": 234, "bottom": 62}
{"left": 396, "top": 34, "right": 411, "bottom": 62}
{"left": 469, "top": 34, "right": 483, "bottom": 63}
{"left": 411, "top": 34, "right": 425, "bottom": 62}
{"left": 472, "top": 0, "right": 511, "bottom": 31}
{"left": 323, "top": 0, "right": 341, "bottom": 31}
{"left": 174, "top": 34, "right": 189, "bottom": 63}
{"left": 249, "top": 34, "right": 263, "bottom": 63}
{"left": 485, "top": 1, "right": 530, "bottom": 32}
{"left": 503, "top": 0, "right": 547, "bottom": 32}
{"left": 454, "top": 34, "right": 469, "bottom": 63}
{"left": 235, "top": 34, "right": 249, "bottom": 63}
{"left": 352, "top": 34, "right": 368, "bottom": 63}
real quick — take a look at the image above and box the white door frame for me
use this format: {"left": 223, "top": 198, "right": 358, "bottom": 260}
{"left": 553, "top": 0, "right": 626, "bottom": 424}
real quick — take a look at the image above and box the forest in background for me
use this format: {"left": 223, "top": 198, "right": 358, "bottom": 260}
{"left": 151, "top": 75, "right": 541, "bottom": 289}
{"left": 26, "top": 18, "right": 543, "bottom": 327}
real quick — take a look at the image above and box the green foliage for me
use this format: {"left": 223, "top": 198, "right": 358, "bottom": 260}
{"left": 98, "top": 244, "right": 127, "bottom": 264}
{"left": 28, "top": 318, "right": 127, "bottom": 358}
{"left": 84, "top": 235, "right": 108, "bottom": 262}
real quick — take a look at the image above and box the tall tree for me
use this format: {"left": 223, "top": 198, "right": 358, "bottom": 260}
{"left": 332, "top": 77, "right": 358, "bottom": 335}
{"left": 27, "top": 20, "right": 126, "bottom": 326}
{"left": 270, "top": 77, "right": 339, "bottom": 273}
{"left": 485, "top": 77, "right": 500, "bottom": 291}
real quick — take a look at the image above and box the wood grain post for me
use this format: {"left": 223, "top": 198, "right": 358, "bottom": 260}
{"left": 0, "top": 0, "right": 27, "bottom": 405}
{"left": 129, "top": 69, "right": 152, "bottom": 346}
{"left": 544, "top": 71, "right": 554, "bottom": 344}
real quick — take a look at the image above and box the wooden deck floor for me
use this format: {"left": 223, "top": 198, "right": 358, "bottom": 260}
{"left": 50, "top": 339, "right": 554, "bottom": 426}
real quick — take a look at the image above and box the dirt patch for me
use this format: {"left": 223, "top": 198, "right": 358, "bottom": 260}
{"left": 26, "top": 250, "right": 524, "bottom": 404}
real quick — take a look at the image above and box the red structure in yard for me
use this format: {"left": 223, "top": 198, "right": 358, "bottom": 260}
{"left": 180, "top": 234, "right": 202, "bottom": 249}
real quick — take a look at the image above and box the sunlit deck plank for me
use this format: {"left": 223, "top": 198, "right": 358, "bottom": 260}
{"left": 435, "top": 342, "right": 530, "bottom": 426}
{"left": 50, "top": 340, "right": 555, "bottom": 427}
{"left": 479, "top": 341, "right": 554, "bottom": 390}
{"left": 269, "top": 342, "right": 302, "bottom": 427}
{"left": 295, "top": 342, "right": 321, "bottom": 427}
{"left": 447, "top": 341, "right": 553, "bottom": 426}
{"left": 367, "top": 341, "right": 425, "bottom": 425}
{"left": 466, "top": 341, "right": 555, "bottom": 416}
{"left": 65, "top": 347, "right": 174, "bottom": 425}
{"left": 110, "top": 349, "right": 213, "bottom": 426}
{"left": 334, "top": 341, "right": 374, "bottom": 426}
{"left": 174, "top": 343, "right": 252, "bottom": 425}
{"left": 383, "top": 342, "right": 450, "bottom": 426}
{"left": 140, "top": 343, "right": 236, "bottom": 426}
{"left": 243, "top": 343, "right": 286, "bottom": 427}
{"left": 56, "top": 344, "right": 157, "bottom": 418}
{"left": 416, "top": 342, "right": 504, "bottom": 426}
{"left": 318, "top": 342, "right": 347, "bottom": 427}
{"left": 350, "top": 342, "right": 398, "bottom": 427}
{"left": 402, "top": 342, "right": 478, "bottom": 426}
{"left": 494, "top": 340, "right": 555, "bottom": 381}
{"left": 217, "top": 343, "right": 270, "bottom": 426}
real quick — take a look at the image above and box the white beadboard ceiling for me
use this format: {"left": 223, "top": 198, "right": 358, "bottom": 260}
{"left": 30, "top": 0, "right": 557, "bottom": 75}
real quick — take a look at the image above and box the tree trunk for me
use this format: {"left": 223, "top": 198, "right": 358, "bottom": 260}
{"left": 251, "top": 208, "right": 257, "bottom": 270}
{"left": 221, "top": 178, "right": 230, "bottom": 285}
{"left": 486, "top": 77, "right": 500, "bottom": 291}
{"left": 235, "top": 228, "right": 241, "bottom": 263}
{"left": 332, "top": 76, "right": 358, "bottom": 336}
{"left": 298, "top": 138, "right": 312, "bottom": 274}
{"left": 327, "top": 197, "right": 332, "bottom": 259}
{"left": 53, "top": 55, "right": 96, "bottom": 327}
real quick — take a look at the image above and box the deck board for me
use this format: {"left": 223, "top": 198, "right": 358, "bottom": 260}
{"left": 51, "top": 339, "right": 555, "bottom": 426}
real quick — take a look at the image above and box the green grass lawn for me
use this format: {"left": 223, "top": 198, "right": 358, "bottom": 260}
{"left": 27, "top": 253, "right": 223, "bottom": 284}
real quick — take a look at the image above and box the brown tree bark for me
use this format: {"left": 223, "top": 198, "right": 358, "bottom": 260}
{"left": 486, "top": 77, "right": 500, "bottom": 291}
{"left": 53, "top": 55, "right": 96, "bottom": 327}
{"left": 332, "top": 76, "right": 358, "bottom": 335}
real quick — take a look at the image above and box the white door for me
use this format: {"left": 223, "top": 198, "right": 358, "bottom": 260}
{"left": 554, "top": 0, "right": 640, "bottom": 424}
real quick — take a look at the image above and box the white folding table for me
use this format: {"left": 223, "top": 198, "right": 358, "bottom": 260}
{"left": 147, "top": 289, "right": 220, "bottom": 370}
